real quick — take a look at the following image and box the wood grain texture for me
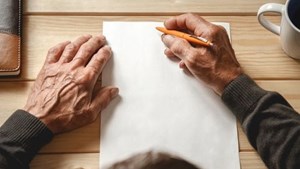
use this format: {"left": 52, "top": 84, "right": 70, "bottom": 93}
{"left": 1, "top": 4, "right": 298, "bottom": 167}
{"left": 30, "top": 153, "right": 99, "bottom": 169}
{"left": 24, "top": 0, "right": 285, "bottom": 15}
{"left": 30, "top": 152, "right": 266, "bottom": 169}
{"left": 4, "top": 15, "right": 298, "bottom": 81}
{"left": 240, "top": 152, "right": 267, "bottom": 169}
{"left": 238, "top": 123, "right": 252, "bottom": 151}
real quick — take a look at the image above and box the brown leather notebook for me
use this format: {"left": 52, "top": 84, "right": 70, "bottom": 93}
{"left": 0, "top": 0, "right": 21, "bottom": 76}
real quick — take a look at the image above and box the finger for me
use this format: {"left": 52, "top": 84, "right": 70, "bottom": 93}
{"left": 164, "top": 48, "right": 181, "bottom": 62}
{"left": 90, "top": 86, "right": 119, "bottom": 116}
{"left": 59, "top": 35, "right": 92, "bottom": 63}
{"left": 179, "top": 60, "right": 193, "bottom": 76}
{"left": 179, "top": 60, "right": 186, "bottom": 69}
{"left": 164, "top": 13, "right": 210, "bottom": 36}
{"left": 46, "top": 41, "right": 71, "bottom": 64}
{"left": 72, "top": 35, "right": 106, "bottom": 67}
{"left": 164, "top": 48, "right": 176, "bottom": 58}
{"left": 85, "top": 45, "right": 112, "bottom": 79}
{"left": 161, "top": 34, "right": 193, "bottom": 60}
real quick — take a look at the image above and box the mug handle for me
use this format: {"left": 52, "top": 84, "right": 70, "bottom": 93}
{"left": 257, "top": 3, "right": 285, "bottom": 35}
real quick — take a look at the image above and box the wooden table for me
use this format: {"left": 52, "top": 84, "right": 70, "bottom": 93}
{"left": 1, "top": 0, "right": 299, "bottom": 168}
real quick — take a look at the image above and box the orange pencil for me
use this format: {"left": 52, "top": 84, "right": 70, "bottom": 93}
{"left": 156, "top": 27, "right": 213, "bottom": 47}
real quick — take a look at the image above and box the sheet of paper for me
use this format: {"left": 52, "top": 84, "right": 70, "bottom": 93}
{"left": 101, "top": 22, "right": 240, "bottom": 169}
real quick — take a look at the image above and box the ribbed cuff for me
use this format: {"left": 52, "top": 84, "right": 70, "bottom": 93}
{"left": 0, "top": 110, "right": 53, "bottom": 164}
{"left": 221, "top": 74, "right": 268, "bottom": 123}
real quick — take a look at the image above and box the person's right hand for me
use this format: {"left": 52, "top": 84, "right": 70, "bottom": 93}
{"left": 161, "top": 13, "right": 243, "bottom": 95}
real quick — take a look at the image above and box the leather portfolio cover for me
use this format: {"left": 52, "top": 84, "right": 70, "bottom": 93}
{"left": 0, "top": 0, "right": 21, "bottom": 76}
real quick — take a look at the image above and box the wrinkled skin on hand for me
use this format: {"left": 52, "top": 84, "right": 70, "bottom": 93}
{"left": 161, "top": 13, "right": 242, "bottom": 95}
{"left": 23, "top": 35, "right": 118, "bottom": 134}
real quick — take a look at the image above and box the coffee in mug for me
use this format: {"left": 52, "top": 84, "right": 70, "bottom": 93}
{"left": 289, "top": 1, "right": 300, "bottom": 29}
{"left": 257, "top": 0, "right": 300, "bottom": 59}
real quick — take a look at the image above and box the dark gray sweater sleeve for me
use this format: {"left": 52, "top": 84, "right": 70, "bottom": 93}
{"left": 0, "top": 110, "right": 53, "bottom": 169}
{"left": 222, "top": 74, "right": 300, "bottom": 169}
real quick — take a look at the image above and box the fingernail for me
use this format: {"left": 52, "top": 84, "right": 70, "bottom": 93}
{"left": 111, "top": 88, "right": 119, "bottom": 97}
{"left": 84, "top": 34, "right": 92, "bottom": 38}
{"left": 179, "top": 61, "right": 185, "bottom": 68}
{"left": 164, "top": 48, "right": 168, "bottom": 53}
{"left": 162, "top": 35, "right": 174, "bottom": 42}
{"left": 104, "top": 45, "right": 112, "bottom": 51}
{"left": 164, "top": 18, "right": 172, "bottom": 25}
{"left": 161, "top": 35, "right": 174, "bottom": 48}
{"left": 98, "top": 34, "right": 106, "bottom": 40}
{"left": 102, "top": 45, "right": 112, "bottom": 56}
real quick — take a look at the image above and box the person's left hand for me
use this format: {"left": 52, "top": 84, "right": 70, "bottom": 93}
{"left": 23, "top": 35, "right": 118, "bottom": 134}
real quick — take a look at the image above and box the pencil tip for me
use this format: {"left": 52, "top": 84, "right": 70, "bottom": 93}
{"left": 156, "top": 27, "right": 165, "bottom": 33}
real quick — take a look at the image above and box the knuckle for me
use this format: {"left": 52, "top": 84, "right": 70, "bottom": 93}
{"left": 210, "top": 25, "right": 226, "bottom": 37}
{"left": 62, "top": 45, "right": 77, "bottom": 62}
{"left": 217, "top": 25, "right": 226, "bottom": 32}
{"left": 186, "top": 51, "right": 199, "bottom": 66}
{"left": 75, "top": 73, "right": 91, "bottom": 85}
{"left": 81, "top": 45, "right": 93, "bottom": 54}
{"left": 72, "top": 57, "right": 85, "bottom": 67}
{"left": 186, "top": 13, "right": 196, "bottom": 18}
{"left": 186, "top": 55, "right": 197, "bottom": 64}
{"left": 48, "top": 46, "right": 60, "bottom": 56}
{"left": 87, "top": 66, "right": 99, "bottom": 76}
{"left": 95, "top": 36, "right": 104, "bottom": 44}
{"left": 81, "top": 74, "right": 93, "bottom": 83}
{"left": 170, "top": 40, "right": 185, "bottom": 55}
{"left": 96, "top": 56, "right": 107, "bottom": 66}
{"left": 96, "top": 34, "right": 105, "bottom": 40}
{"left": 164, "top": 49, "right": 174, "bottom": 57}
{"left": 66, "top": 43, "right": 77, "bottom": 52}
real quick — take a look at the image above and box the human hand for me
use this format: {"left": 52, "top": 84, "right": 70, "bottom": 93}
{"left": 23, "top": 35, "right": 118, "bottom": 134}
{"left": 161, "top": 13, "right": 242, "bottom": 95}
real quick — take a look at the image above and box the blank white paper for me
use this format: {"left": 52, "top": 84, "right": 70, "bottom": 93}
{"left": 101, "top": 22, "right": 240, "bottom": 169}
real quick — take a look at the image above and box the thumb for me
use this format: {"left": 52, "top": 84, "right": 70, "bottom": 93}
{"left": 91, "top": 86, "right": 119, "bottom": 113}
{"left": 161, "top": 35, "right": 192, "bottom": 60}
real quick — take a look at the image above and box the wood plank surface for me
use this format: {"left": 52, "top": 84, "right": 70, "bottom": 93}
{"left": 2, "top": 15, "right": 298, "bottom": 81}
{"left": 30, "top": 152, "right": 266, "bottom": 169}
{"left": 30, "top": 153, "right": 99, "bottom": 169}
{"left": 1, "top": 1, "right": 299, "bottom": 167}
{"left": 240, "top": 152, "right": 267, "bottom": 169}
{"left": 24, "top": 0, "right": 285, "bottom": 15}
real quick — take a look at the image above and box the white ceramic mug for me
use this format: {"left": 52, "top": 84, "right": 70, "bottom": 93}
{"left": 257, "top": 0, "right": 300, "bottom": 59}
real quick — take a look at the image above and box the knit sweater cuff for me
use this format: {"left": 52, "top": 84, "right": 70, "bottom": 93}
{"left": 0, "top": 109, "right": 53, "bottom": 163}
{"left": 221, "top": 74, "right": 268, "bottom": 123}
